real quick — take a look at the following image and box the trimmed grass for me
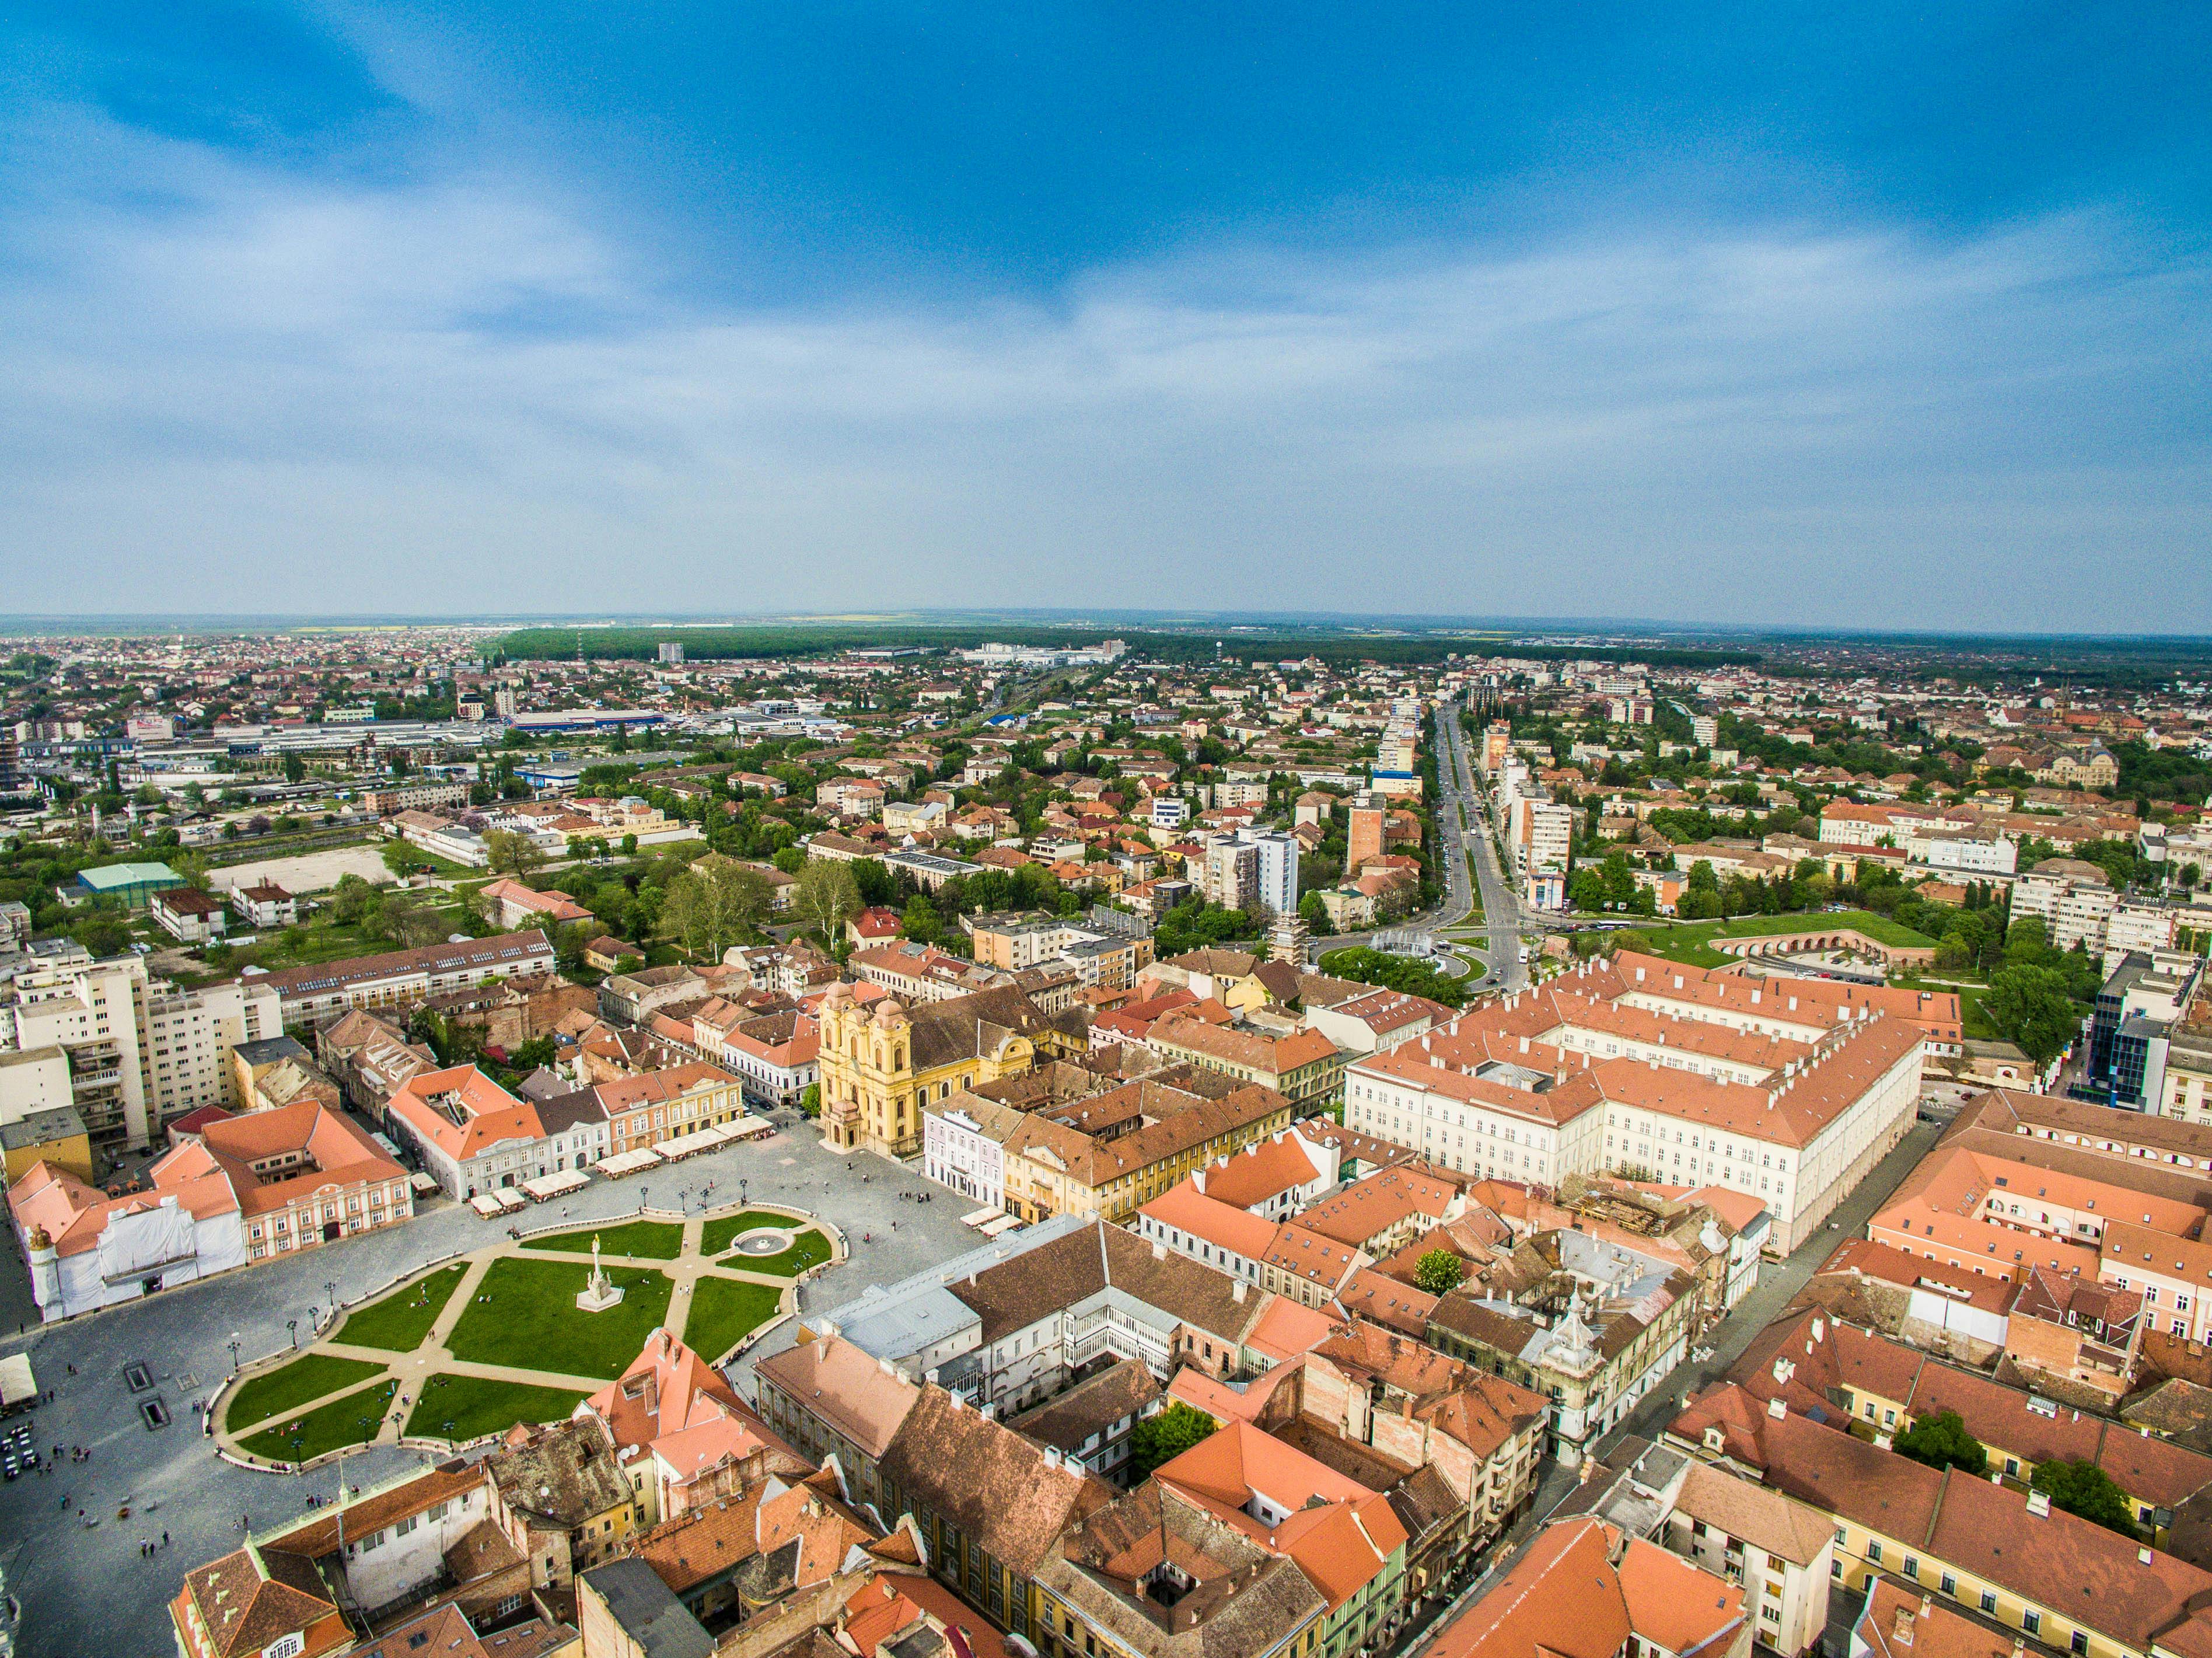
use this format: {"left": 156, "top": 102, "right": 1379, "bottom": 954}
{"left": 740, "top": 1228, "right": 831, "bottom": 1278}
{"left": 336, "top": 1263, "right": 470, "bottom": 1352}
{"left": 522, "top": 1219, "right": 686, "bottom": 1259}
{"left": 225, "top": 1353, "right": 386, "bottom": 1432}
{"left": 684, "top": 1277, "right": 783, "bottom": 1361}
{"left": 240, "top": 1378, "right": 399, "bottom": 1462}
{"left": 444, "top": 1255, "right": 676, "bottom": 1380}
{"left": 406, "top": 1373, "right": 589, "bottom": 1443}
{"left": 1623, "top": 909, "right": 1936, "bottom": 968}
{"left": 701, "top": 1210, "right": 799, "bottom": 1255}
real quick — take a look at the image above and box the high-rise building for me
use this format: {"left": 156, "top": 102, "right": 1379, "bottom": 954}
{"left": 1266, "top": 912, "right": 1311, "bottom": 966}
{"left": 1204, "top": 840, "right": 1259, "bottom": 912}
{"left": 1347, "top": 794, "right": 1386, "bottom": 874}
{"left": 657, "top": 641, "right": 685, "bottom": 664}
{"left": 1235, "top": 828, "right": 1301, "bottom": 916}
{"left": 0, "top": 951, "right": 281, "bottom": 1149}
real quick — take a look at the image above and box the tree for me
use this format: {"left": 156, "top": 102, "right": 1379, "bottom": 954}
{"left": 328, "top": 874, "right": 382, "bottom": 926}
{"left": 2032, "top": 1458, "right": 2138, "bottom": 1537}
{"left": 1983, "top": 965, "right": 2080, "bottom": 1065}
{"left": 482, "top": 828, "right": 546, "bottom": 878}
{"left": 281, "top": 751, "right": 306, "bottom": 784}
{"left": 901, "top": 894, "right": 943, "bottom": 945}
{"left": 1298, "top": 889, "right": 1334, "bottom": 937}
{"left": 1130, "top": 1403, "right": 1218, "bottom": 1481}
{"left": 796, "top": 1082, "right": 821, "bottom": 1119}
{"left": 1413, "top": 1248, "right": 1467, "bottom": 1297}
{"left": 1893, "top": 1410, "right": 1985, "bottom": 1473}
{"left": 382, "top": 839, "right": 431, "bottom": 879}
{"left": 794, "top": 858, "right": 861, "bottom": 943}
{"left": 662, "top": 859, "right": 774, "bottom": 961}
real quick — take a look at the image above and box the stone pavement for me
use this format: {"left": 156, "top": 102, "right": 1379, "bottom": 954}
{"left": 0, "top": 1122, "right": 979, "bottom": 1658}
{"left": 216, "top": 1205, "right": 843, "bottom": 1462}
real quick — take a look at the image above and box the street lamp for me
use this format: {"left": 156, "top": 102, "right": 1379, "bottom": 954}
{"left": 287, "top": 1318, "right": 298, "bottom": 1348}
{"left": 226, "top": 1335, "right": 240, "bottom": 1371}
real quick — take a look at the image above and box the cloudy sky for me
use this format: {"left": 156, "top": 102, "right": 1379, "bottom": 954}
{"left": 3, "top": 3, "right": 2208, "bottom": 630}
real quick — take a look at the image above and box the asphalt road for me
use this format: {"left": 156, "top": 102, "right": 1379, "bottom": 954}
{"left": 1321, "top": 700, "right": 1526, "bottom": 999}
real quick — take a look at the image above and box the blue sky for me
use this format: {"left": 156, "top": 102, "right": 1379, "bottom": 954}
{"left": 3, "top": 2, "right": 2208, "bottom": 629}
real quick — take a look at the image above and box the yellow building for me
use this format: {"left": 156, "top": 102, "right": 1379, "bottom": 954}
{"left": 1, "top": 1105, "right": 93, "bottom": 1185}
{"left": 988, "top": 1074, "right": 1297, "bottom": 1223}
{"left": 817, "top": 982, "right": 1086, "bottom": 1158}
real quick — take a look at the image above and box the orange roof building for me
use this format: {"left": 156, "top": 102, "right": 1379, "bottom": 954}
{"left": 1153, "top": 1420, "right": 1410, "bottom": 1613}
{"left": 1425, "top": 1516, "right": 1745, "bottom": 1658}
{"left": 1346, "top": 950, "right": 1931, "bottom": 1250}
{"left": 12, "top": 1098, "right": 410, "bottom": 1322}
{"left": 582, "top": 1327, "right": 806, "bottom": 1524}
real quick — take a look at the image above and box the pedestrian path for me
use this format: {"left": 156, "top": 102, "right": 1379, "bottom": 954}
{"left": 214, "top": 1200, "right": 841, "bottom": 1466}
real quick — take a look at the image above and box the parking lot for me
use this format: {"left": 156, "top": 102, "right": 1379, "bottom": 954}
{"left": 0, "top": 1123, "right": 981, "bottom": 1658}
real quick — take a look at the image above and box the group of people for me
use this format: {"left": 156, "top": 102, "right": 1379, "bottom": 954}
{"left": 136, "top": 1531, "right": 169, "bottom": 1557}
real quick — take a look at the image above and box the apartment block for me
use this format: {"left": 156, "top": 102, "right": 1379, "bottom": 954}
{"left": 0, "top": 950, "right": 281, "bottom": 1148}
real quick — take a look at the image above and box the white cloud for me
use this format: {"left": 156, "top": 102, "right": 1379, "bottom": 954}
{"left": 2, "top": 110, "right": 2208, "bottom": 628}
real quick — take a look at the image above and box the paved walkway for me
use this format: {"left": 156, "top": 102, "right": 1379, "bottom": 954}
{"left": 0, "top": 1123, "right": 974, "bottom": 1658}
{"left": 215, "top": 1205, "right": 837, "bottom": 1463}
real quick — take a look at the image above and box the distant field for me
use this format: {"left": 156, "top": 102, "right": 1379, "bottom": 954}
{"left": 209, "top": 843, "right": 393, "bottom": 895}
{"left": 1622, "top": 909, "right": 1937, "bottom": 967}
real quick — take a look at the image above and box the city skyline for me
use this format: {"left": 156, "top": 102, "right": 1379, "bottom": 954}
{"left": 4, "top": 5, "right": 2208, "bottom": 626}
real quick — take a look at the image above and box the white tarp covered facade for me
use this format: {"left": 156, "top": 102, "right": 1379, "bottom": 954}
{"left": 34, "top": 1193, "right": 244, "bottom": 1322}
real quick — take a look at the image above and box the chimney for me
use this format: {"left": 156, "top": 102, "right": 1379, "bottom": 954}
{"left": 1767, "top": 1397, "right": 1787, "bottom": 1420}
{"left": 1233, "top": 1280, "right": 1247, "bottom": 1303}
{"left": 2026, "top": 1490, "right": 2050, "bottom": 1517}
{"left": 1892, "top": 1607, "right": 1916, "bottom": 1647}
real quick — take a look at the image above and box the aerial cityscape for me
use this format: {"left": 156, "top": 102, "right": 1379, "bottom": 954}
{"left": 4, "top": 6, "right": 2211, "bottom": 1658}
{"left": 0, "top": 617, "right": 2207, "bottom": 1658}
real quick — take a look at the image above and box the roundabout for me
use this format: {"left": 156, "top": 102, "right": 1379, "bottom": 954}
{"left": 211, "top": 1201, "right": 841, "bottom": 1471}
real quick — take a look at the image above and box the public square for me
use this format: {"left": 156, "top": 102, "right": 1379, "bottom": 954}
{"left": 0, "top": 1123, "right": 979, "bottom": 1658}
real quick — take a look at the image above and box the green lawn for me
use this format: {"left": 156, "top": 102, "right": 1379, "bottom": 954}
{"left": 444, "top": 1256, "right": 676, "bottom": 1379}
{"left": 684, "top": 1277, "right": 784, "bottom": 1361}
{"left": 1623, "top": 909, "right": 1936, "bottom": 968}
{"left": 336, "top": 1263, "right": 470, "bottom": 1352}
{"left": 701, "top": 1210, "right": 801, "bottom": 1255}
{"left": 738, "top": 1228, "right": 831, "bottom": 1277}
{"left": 406, "top": 1373, "right": 590, "bottom": 1443}
{"left": 225, "top": 1353, "right": 387, "bottom": 1432}
{"left": 240, "top": 1378, "right": 399, "bottom": 1462}
{"left": 523, "top": 1219, "right": 686, "bottom": 1259}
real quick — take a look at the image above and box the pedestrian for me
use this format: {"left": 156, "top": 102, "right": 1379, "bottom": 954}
{"left": 163, "top": 1529, "right": 169, "bottom": 1547}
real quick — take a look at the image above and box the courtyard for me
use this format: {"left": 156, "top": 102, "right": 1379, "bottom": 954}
{"left": 0, "top": 1123, "right": 981, "bottom": 1658}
